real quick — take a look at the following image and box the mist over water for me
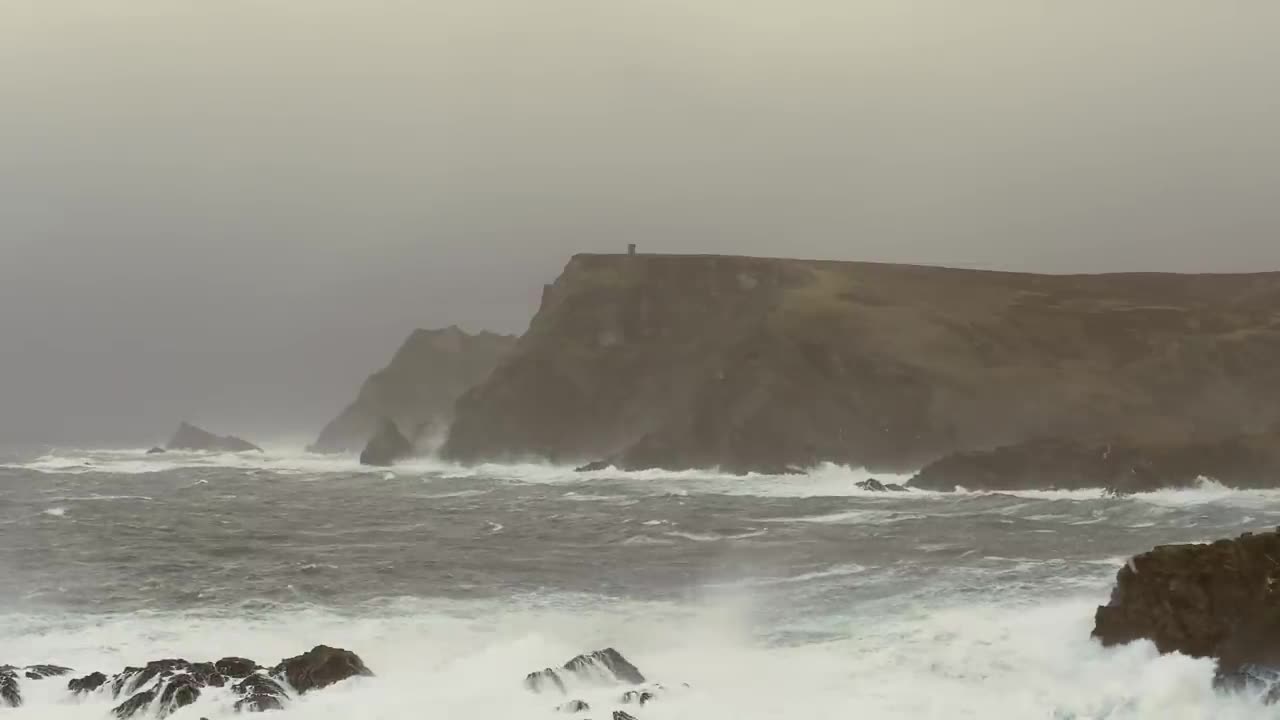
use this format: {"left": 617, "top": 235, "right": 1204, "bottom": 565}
{"left": 3, "top": 447, "right": 1279, "bottom": 718}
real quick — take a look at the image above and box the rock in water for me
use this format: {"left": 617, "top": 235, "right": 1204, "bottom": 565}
{"left": 1, "top": 668, "right": 20, "bottom": 707}
{"left": 273, "top": 645, "right": 372, "bottom": 694}
{"left": 525, "top": 648, "right": 646, "bottom": 696}
{"left": 359, "top": 418, "right": 413, "bottom": 467}
{"left": 856, "top": 478, "right": 888, "bottom": 492}
{"left": 310, "top": 326, "right": 516, "bottom": 454}
{"left": 69, "top": 671, "right": 108, "bottom": 694}
{"left": 525, "top": 668, "right": 567, "bottom": 694}
{"left": 23, "top": 665, "right": 72, "bottom": 680}
{"left": 165, "top": 422, "right": 261, "bottom": 453}
{"left": 214, "top": 657, "right": 259, "bottom": 678}
{"left": 232, "top": 674, "right": 287, "bottom": 712}
{"left": 562, "top": 649, "right": 646, "bottom": 685}
{"left": 1093, "top": 529, "right": 1280, "bottom": 679}
{"left": 146, "top": 447, "right": 166, "bottom": 455}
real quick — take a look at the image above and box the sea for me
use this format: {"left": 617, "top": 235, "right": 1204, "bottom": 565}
{"left": 2, "top": 446, "right": 1279, "bottom": 719}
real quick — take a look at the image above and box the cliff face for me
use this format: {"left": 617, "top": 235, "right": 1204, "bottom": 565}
{"left": 442, "top": 254, "right": 1280, "bottom": 473}
{"left": 311, "top": 327, "right": 516, "bottom": 453}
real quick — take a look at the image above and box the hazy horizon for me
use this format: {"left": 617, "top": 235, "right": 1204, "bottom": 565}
{"left": 4, "top": 1, "right": 1280, "bottom": 445}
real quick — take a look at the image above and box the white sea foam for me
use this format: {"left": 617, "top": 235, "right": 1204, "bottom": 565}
{"left": 11, "top": 449, "right": 1280, "bottom": 516}
{"left": 0, "top": 593, "right": 1274, "bottom": 719}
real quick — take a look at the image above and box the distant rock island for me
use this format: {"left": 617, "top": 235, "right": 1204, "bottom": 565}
{"left": 165, "top": 422, "right": 262, "bottom": 453}
{"left": 442, "top": 253, "right": 1280, "bottom": 478}
{"left": 311, "top": 326, "right": 516, "bottom": 454}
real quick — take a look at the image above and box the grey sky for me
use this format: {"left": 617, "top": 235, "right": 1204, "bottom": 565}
{"left": 3, "top": 1, "right": 1279, "bottom": 444}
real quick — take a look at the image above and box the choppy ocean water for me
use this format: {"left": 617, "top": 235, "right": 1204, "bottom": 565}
{"left": 3, "top": 447, "right": 1279, "bottom": 718}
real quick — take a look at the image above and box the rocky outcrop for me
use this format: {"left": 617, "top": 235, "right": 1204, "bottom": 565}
{"left": 525, "top": 648, "right": 646, "bottom": 696}
{"left": 1094, "top": 529, "right": 1280, "bottom": 686}
{"left": 525, "top": 649, "right": 672, "bottom": 718}
{"left": 358, "top": 417, "right": 413, "bottom": 466}
{"left": 165, "top": 422, "right": 261, "bottom": 453}
{"left": 272, "top": 645, "right": 372, "bottom": 695}
{"left": 145, "top": 447, "right": 166, "bottom": 455}
{"left": 311, "top": 326, "right": 516, "bottom": 454}
{"left": 3, "top": 646, "right": 370, "bottom": 718}
{"left": 443, "top": 253, "right": 1280, "bottom": 473}
{"left": 1, "top": 668, "right": 19, "bottom": 708}
{"left": 911, "top": 434, "right": 1280, "bottom": 492}
{"left": 0, "top": 664, "right": 71, "bottom": 707}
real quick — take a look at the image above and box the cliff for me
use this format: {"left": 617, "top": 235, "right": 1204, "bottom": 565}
{"left": 310, "top": 326, "right": 516, "bottom": 453}
{"left": 442, "top": 253, "right": 1280, "bottom": 473}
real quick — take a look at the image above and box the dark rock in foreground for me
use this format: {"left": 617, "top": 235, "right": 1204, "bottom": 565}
{"left": 1, "top": 664, "right": 71, "bottom": 708}
{"left": 1, "top": 668, "right": 20, "bottom": 708}
{"left": 912, "top": 434, "right": 1280, "bottom": 493}
{"left": 1094, "top": 528, "right": 1280, "bottom": 683}
{"left": 525, "top": 648, "right": 646, "bottom": 696}
{"left": 69, "top": 671, "right": 108, "bottom": 694}
{"left": 166, "top": 422, "right": 262, "bottom": 453}
{"left": 273, "top": 645, "right": 372, "bottom": 695}
{"left": 358, "top": 418, "right": 414, "bottom": 467}
{"left": 6, "top": 646, "right": 370, "bottom": 718}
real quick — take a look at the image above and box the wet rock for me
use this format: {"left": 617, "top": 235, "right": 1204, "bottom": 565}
{"left": 557, "top": 699, "right": 591, "bottom": 713}
{"left": 525, "top": 668, "right": 567, "bottom": 694}
{"left": 613, "top": 712, "right": 639, "bottom": 720}
{"left": 1093, "top": 528, "right": 1280, "bottom": 681}
{"left": 621, "top": 689, "right": 655, "bottom": 706}
{"left": 156, "top": 675, "right": 202, "bottom": 717}
{"left": 146, "top": 447, "right": 166, "bottom": 455}
{"left": 113, "top": 689, "right": 157, "bottom": 718}
{"left": 22, "top": 664, "right": 71, "bottom": 680}
{"left": 232, "top": 673, "right": 288, "bottom": 712}
{"left": 563, "top": 649, "right": 646, "bottom": 685}
{"left": 69, "top": 671, "right": 109, "bottom": 694}
{"left": 358, "top": 418, "right": 413, "bottom": 467}
{"left": 166, "top": 422, "right": 262, "bottom": 453}
{"left": 215, "top": 657, "right": 260, "bottom": 678}
{"left": 1, "top": 667, "right": 20, "bottom": 708}
{"left": 272, "top": 645, "right": 372, "bottom": 694}
{"left": 856, "top": 478, "right": 887, "bottom": 492}
{"left": 526, "top": 649, "right": 647, "bottom": 696}
{"left": 112, "top": 659, "right": 192, "bottom": 698}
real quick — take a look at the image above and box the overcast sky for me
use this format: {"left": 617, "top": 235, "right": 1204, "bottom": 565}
{"left": 2, "top": 1, "right": 1279, "bottom": 445}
